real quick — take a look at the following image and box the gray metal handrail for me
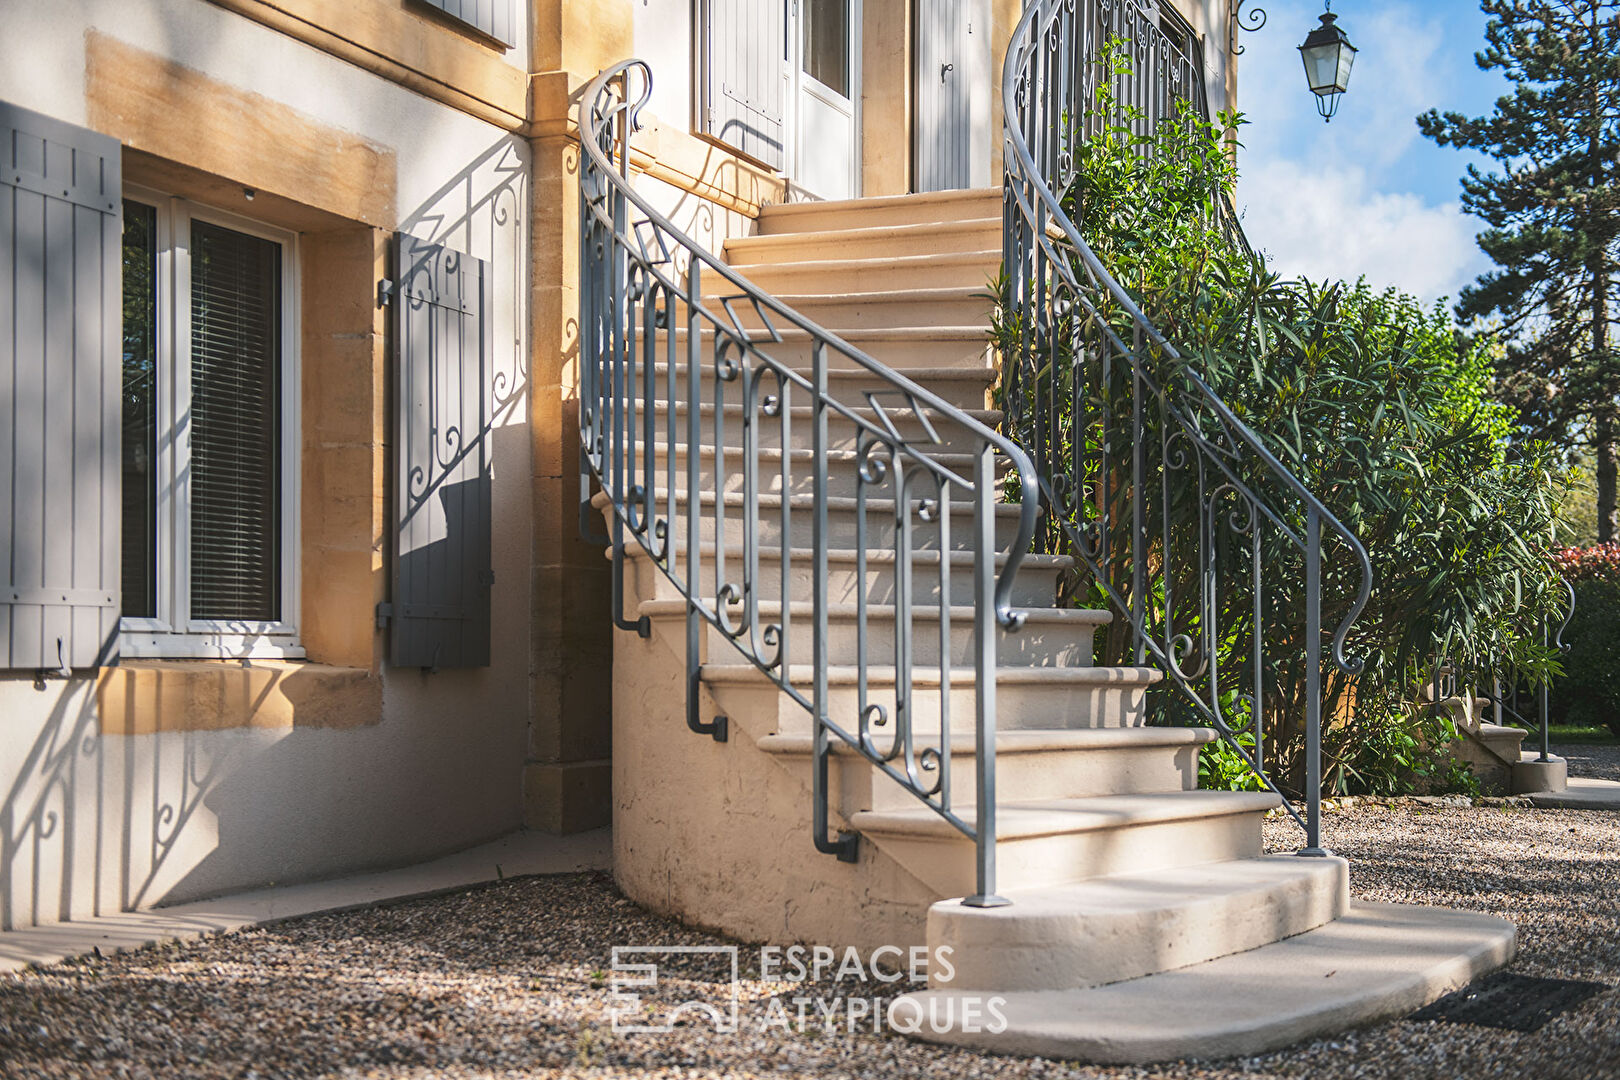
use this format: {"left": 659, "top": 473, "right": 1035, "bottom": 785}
{"left": 577, "top": 61, "right": 1039, "bottom": 904}
{"left": 1484, "top": 575, "right": 1577, "bottom": 763}
{"left": 1001, "top": 0, "right": 1372, "bottom": 851}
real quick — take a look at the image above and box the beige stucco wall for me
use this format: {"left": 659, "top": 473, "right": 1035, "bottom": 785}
{"left": 0, "top": 0, "right": 532, "bottom": 929}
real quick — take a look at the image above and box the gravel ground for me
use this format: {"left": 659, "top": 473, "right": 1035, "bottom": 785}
{"left": 1555, "top": 741, "right": 1620, "bottom": 784}
{"left": 3, "top": 802, "right": 1618, "bottom": 1080}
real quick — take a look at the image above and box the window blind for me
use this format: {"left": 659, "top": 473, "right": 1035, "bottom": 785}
{"left": 121, "top": 200, "right": 159, "bottom": 619}
{"left": 188, "top": 220, "right": 281, "bottom": 622}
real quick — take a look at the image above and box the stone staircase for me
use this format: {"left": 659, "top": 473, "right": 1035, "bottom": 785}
{"left": 604, "top": 188, "right": 1515, "bottom": 1062}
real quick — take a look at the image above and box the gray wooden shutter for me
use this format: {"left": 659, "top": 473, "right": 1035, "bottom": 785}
{"left": 698, "top": 0, "right": 788, "bottom": 169}
{"left": 387, "top": 234, "right": 491, "bottom": 669}
{"left": 913, "top": 0, "right": 972, "bottom": 192}
{"left": 412, "top": 0, "right": 513, "bottom": 46}
{"left": 0, "top": 101, "right": 122, "bottom": 672}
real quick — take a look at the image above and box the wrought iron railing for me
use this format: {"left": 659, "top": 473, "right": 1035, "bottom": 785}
{"left": 577, "top": 61, "right": 1039, "bottom": 904}
{"left": 1479, "top": 576, "right": 1577, "bottom": 764}
{"left": 1001, "top": 0, "right": 1372, "bottom": 851}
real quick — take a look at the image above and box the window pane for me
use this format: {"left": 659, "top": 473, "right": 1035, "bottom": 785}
{"left": 121, "top": 200, "right": 158, "bottom": 619}
{"left": 803, "top": 0, "right": 849, "bottom": 97}
{"left": 189, "top": 220, "right": 281, "bottom": 622}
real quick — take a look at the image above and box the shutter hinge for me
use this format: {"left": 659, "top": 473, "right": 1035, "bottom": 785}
{"left": 480, "top": 569, "right": 496, "bottom": 588}
{"left": 377, "top": 278, "right": 395, "bottom": 307}
{"left": 375, "top": 602, "right": 393, "bottom": 628}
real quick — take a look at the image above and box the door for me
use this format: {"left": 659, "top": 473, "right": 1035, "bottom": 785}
{"left": 696, "top": 0, "right": 859, "bottom": 198}
{"left": 913, "top": 0, "right": 990, "bottom": 192}
{"left": 792, "top": 0, "right": 859, "bottom": 199}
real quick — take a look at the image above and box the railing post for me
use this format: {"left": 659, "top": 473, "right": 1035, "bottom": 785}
{"left": 811, "top": 341, "right": 856, "bottom": 863}
{"left": 964, "top": 446, "right": 1009, "bottom": 907}
{"left": 1300, "top": 509, "right": 1329, "bottom": 857}
{"left": 1539, "top": 615, "right": 1551, "bottom": 763}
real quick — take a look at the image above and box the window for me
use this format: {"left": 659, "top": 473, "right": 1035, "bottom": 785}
{"left": 119, "top": 190, "right": 300, "bottom": 658}
{"left": 802, "top": 0, "right": 850, "bottom": 97}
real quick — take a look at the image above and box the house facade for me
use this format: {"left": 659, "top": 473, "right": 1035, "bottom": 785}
{"left": 0, "top": 0, "right": 1222, "bottom": 928}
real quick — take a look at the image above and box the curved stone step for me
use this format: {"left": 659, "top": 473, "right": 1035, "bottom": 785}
{"left": 850, "top": 790, "right": 1280, "bottom": 895}
{"left": 702, "top": 662, "right": 1161, "bottom": 732}
{"left": 699, "top": 286, "right": 992, "bottom": 331}
{"left": 734, "top": 249, "right": 1001, "bottom": 292}
{"left": 665, "top": 325, "right": 995, "bottom": 370}
{"left": 652, "top": 361, "right": 994, "bottom": 412}
{"left": 637, "top": 442, "right": 1007, "bottom": 500}
{"left": 896, "top": 902, "right": 1516, "bottom": 1064}
{"left": 653, "top": 396, "right": 1003, "bottom": 453}
{"left": 756, "top": 726, "right": 1218, "bottom": 808}
{"left": 621, "top": 539, "right": 1069, "bottom": 609}
{"left": 756, "top": 187, "right": 1002, "bottom": 233}
{"left": 925, "top": 855, "right": 1349, "bottom": 992}
{"left": 594, "top": 487, "right": 1030, "bottom": 550}
{"left": 725, "top": 217, "right": 1001, "bottom": 263}
{"left": 641, "top": 597, "right": 1107, "bottom": 668}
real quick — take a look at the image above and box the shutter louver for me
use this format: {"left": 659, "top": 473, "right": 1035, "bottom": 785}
{"left": 413, "top": 0, "right": 514, "bottom": 47}
{"left": 699, "top": 0, "right": 787, "bottom": 169}
{"left": 0, "top": 101, "right": 122, "bottom": 671}
{"left": 188, "top": 220, "right": 282, "bottom": 621}
{"left": 388, "top": 234, "right": 491, "bottom": 669}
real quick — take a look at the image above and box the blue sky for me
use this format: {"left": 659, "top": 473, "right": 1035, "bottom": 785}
{"left": 1233, "top": 0, "right": 1512, "bottom": 305}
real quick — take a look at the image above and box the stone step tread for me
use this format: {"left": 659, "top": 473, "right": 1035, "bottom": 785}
{"left": 757, "top": 187, "right": 1000, "bottom": 223}
{"left": 703, "top": 286, "right": 989, "bottom": 306}
{"left": 657, "top": 399, "right": 1002, "bottom": 425}
{"left": 700, "top": 663, "right": 1161, "bottom": 688}
{"left": 898, "top": 902, "right": 1516, "bottom": 1064}
{"left": 641, "top": 443, "right": 1007, "bottom": 472}
{"left": 640, "top": 598, "right": 1106, "bottom": 623}
{"left": 725, "top": 217, "right": 1001, "bottom": 252}
{"left": 666, "top": 325, "right": 994, "bottom": 342}
{"left": 597, "top": 487, "right": 1031, "bottom": 516}
{"left": 757, "top": 727, "right": 1218, "bottom": 757}
{"left": 851, "top": 790, "right": 1281, "bottom": 840}
{"left": 940, "top": 855, "right": 1342, "bottom": 924}
{"left": 733, "top": 250, "right": 1000, "bottom": 276}
{"left": 651, "top": 362, "right": 995, "bottom": 384}
{"left": 616, "top": 541, "right": 1072, "bottom": 572}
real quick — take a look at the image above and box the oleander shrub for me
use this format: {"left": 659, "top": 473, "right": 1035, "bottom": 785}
{"left": 994, "top": 44, "right": 1567, "bottom": 797}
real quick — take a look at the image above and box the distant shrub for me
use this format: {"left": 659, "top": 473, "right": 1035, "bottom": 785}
{"left": 1549, "top": 544, "right": 1620, "bottom": 737}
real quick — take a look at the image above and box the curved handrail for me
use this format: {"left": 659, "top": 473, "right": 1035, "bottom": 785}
{"left": 581, "top": 61, "right": 1039, "bottom": 626}
{"left": 578, "top": 60, "right": 1037, "bottom": 902}
{"left": 1000, "top": 0, "right": 1372, "bottom": 850}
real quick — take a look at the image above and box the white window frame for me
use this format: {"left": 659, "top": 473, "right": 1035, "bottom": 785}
{"left": 119, "top": 186, "right": 303, "bottom": 659}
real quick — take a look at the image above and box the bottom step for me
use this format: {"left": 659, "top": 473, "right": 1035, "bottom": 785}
{"left": 1527, "top": 776, "right": 1620, "bottom": 809}
{"left": 896, "top": 902, "right": 1515, "bottom": 1064}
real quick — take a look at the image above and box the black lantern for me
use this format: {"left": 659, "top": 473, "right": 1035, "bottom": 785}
{"left": 1299, "top": 6, "right": 1358, "bottom": 121}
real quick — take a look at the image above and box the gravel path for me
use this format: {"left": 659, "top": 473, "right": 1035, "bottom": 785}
{"left": 1554, "top": 741, "right": 1620, "bottom": 783}
{"left": 2, "top": 805, "right": 1618, "bottom": 1080}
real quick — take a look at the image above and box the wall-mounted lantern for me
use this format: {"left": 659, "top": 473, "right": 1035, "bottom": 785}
{"left": 1299, "top": 5, "right": 1358, "bottom": 121}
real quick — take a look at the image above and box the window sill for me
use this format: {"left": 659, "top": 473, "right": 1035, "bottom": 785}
{"left": 96, "top": 659, "right": 380, "bottom": 735}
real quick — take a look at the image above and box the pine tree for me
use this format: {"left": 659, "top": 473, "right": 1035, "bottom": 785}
{"left": 1418, "top": 0, "right": 1620, "bottom": 541}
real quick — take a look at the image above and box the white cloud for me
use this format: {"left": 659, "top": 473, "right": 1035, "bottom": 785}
{"left": 1237, "top": 157, "right": 1488, "bottom": 306}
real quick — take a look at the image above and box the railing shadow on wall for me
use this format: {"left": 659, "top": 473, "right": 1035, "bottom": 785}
{"left": 0, "top": 137, "right": 528, "bottom": 938}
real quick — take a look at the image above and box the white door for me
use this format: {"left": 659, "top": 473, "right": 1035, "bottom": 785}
{"left": 697, "top": 0, "right": 860, "bottom": 198}
{"left": 790, "top": 0, "right": 860, "bottom": 199}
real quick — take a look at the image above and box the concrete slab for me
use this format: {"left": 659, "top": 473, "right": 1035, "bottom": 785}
{"left": 0, "top": 828, "right": 611, "bottom": 973}
{"left": 896, "top": 902, "right": 1515, "bottom": 1064}
{"left": 1527, "top": 777, "right": 1620, "bottom": 810}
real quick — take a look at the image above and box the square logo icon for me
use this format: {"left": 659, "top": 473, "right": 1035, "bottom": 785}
{"left": 609, "top": 945, "right": 740, "bottom": 1034}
